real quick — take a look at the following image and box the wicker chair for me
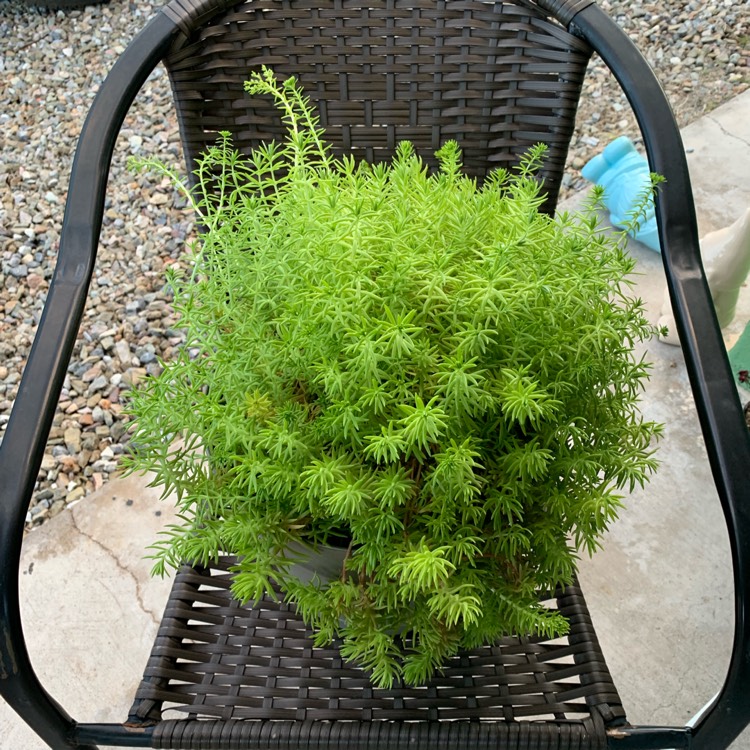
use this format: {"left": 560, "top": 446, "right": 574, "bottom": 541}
{"left": 2, "top": 0, "right": 749, "bottom": 748}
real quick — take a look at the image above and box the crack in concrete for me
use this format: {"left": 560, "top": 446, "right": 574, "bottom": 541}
{"left": 69, "top": 510, "right": 160, "bottom": 628}
{"left": 706, "top": 115, "right": 750, "bottom": 150}
{"left": 644, "top": 701, "right": 675, "bottom": 726}
{"left": 641, "top": 651, "right": 715, "bottom": 727}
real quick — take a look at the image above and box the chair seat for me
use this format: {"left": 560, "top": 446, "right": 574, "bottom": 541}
{"left": 127, "top": 557, "right": 626, "bottom": 749}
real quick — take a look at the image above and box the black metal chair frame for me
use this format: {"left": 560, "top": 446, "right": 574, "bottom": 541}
{"left": 2, "top": 0, "right": 750, "bottom": 748}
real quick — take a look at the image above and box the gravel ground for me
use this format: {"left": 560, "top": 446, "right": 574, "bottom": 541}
{"left": 1, "top": 0, "right": 748, "bottom": 528}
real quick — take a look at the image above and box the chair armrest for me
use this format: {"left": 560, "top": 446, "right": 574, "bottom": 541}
{"left": 570, "top": 5, "right": 750, "bottom": 748}
{"left": 0, "top": 13, "right": 179, "bottom": 748}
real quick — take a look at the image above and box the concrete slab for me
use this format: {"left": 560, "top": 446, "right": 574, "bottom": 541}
{"left": 1, "top": 91, "right": 749, "bottom": 750}
{"left": 0, "top": 475, "right": 177, "bottom": 750}
{"left": 680, "top": 91, "right": 750, "bottom": 238}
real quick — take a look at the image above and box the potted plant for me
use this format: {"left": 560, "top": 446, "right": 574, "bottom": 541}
{"left": 124, "top": 68, "right": 661, "bottom": 688}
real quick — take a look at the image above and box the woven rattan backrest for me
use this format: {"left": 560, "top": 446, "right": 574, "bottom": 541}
{"left": 164, "top": 0, "right": 592, "bottom": 212}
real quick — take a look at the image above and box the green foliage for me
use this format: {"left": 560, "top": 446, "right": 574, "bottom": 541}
{"left": 124, "top": 67, "right": 662, "bottom": 688}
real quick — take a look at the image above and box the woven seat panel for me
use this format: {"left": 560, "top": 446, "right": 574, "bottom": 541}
{"left": 129, "top": 558, "right": 625, "bottom": 748}
{"left": 164, "top": 0, "right": 592, "bottom": 213}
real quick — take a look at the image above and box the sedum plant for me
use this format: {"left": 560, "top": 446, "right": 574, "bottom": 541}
{"left": 125, "top": 68, "right": 661, "bottom": 688}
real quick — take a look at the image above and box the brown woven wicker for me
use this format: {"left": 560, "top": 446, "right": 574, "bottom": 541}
{"left": 163, "top": 0, "right": 593, "bottom": 214}
{"left": 124, "top": 3, "right": 624, "bottom": 747}
{"left": 128, "top": 558, "right": 624, "bottom": 748}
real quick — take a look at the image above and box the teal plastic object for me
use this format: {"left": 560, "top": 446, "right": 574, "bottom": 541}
{"left": 729, "top": 320, "right": 750, "bottom": 392}
{"left": 581, "top": 135, "right": 661, "bottom": 252}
